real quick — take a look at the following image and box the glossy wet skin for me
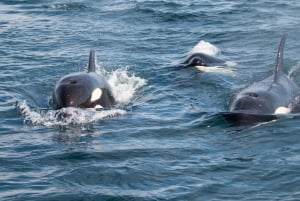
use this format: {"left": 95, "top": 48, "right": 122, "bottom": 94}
{"left": 54, "top": 73, "right": 93, "bottom": 108}
{"left": 180, "top": 53, "right": 225, "bottom": 68}
{"left": 230, "top": 90, "right": 276, "bottom": 114}
{"left": 53, "top": 72, "right": 116, "bottom": 109}
{"left": 229, "top": 74, "right": 299, "bottom": 115}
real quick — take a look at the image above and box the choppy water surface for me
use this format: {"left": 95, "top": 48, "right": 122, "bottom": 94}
{"left": 1, "top": 0, "right": 300, "bottom": 200}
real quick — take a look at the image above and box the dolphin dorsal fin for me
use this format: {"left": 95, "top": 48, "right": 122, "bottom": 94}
{"left": 88, "top": 50, "right": 96, "bottom": 73}
{"left": 273, "top": 34, "right": 287, "bottom": 83}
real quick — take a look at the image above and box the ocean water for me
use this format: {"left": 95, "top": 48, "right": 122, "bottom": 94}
{"left": 1, "top": 0, "right": 300, "bottom": 200}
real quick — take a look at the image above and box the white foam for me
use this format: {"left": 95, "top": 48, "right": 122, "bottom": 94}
{"left": 224, "top": 60, "right": 237, "bottom": 67}
{"left": 189, "top": 40, "right": 220, "bottom": 56}
{"left": 18, "top": 101, "right": 126, "bottom": 126}
{"left": 104, "top": 68, "right": 147, "bottom": 104}
{"left": 288, "top": 62, "right": 300, "bottom": 78}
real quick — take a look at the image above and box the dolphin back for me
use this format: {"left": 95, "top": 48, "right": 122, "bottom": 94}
{"left": 273, "top": 34, "right": 287, "bottom": 83}
{"left": 88, "top": 50, "right": 96, "bottom": 73}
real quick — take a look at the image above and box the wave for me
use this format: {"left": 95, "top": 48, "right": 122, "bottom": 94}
{"left": 48, "top": 3, "right": 88, "bottom": 11}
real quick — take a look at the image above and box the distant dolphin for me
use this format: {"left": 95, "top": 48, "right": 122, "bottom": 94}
{"left": 227, "top": 34, "right": 300, "bottom": 124}
{"left": 53, "top": 50, "right": 116, "bottom": 109}
{"left": 178, "top": 52, "right": 226, "bottom": 69}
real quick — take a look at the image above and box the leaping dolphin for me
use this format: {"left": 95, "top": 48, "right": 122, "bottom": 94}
{"left": 226, "top": 34, "right": 300, "bottom": 124}
{"left": 53, "top": 50, "right": 116, "bottom": 109}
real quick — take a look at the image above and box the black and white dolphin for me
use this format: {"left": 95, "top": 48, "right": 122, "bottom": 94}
{"left": 177, "top": 40, "right": 236, "bottom": 72}
{"left": 53, "top": 50, "right": 116, "bottom": 109}
{"left": 226, "top": 34, "right": 300, "bottom": 124}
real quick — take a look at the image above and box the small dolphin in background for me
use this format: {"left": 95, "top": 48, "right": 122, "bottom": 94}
{"left": 225, "top": 34, "right": 300, "bottom": 125}
{"left": 178, "top": 40, "right": 235, "bottom": 72}
{"left": 53, "top": 50, "right": 116, "bottom": 109}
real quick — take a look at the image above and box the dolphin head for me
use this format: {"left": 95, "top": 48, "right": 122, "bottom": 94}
{"left": 229, "top": 91, "right": 274, "bottom": 114}
{"left": 185, "top": 53, "right": 208, "bottom": 67}
{"left": 179, "top": 53, "right": 225, "bottom": 68}
{"left": 53, "top": 50, "right": 116, "bottom": 109}
{"left": 53, "top": 73, "right": 99, "bottom": 109}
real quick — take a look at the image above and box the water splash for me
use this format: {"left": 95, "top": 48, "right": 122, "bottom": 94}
{"left": 18, "top": 67, "right": 146, "bottom": 126}
{"left": 225, "top": 60, "right": 237, "bottom": 67}
{"left": 288, "top": 62, "right": 300, "bottom": 78}
{"left": 188, "top": 40, "right": 220, "bottom": 56}
{"left": 18, "top": 101, "right": 126, "bottom": 127}
{"left": 104, "top": 67, "right": 147, "bottom": 104}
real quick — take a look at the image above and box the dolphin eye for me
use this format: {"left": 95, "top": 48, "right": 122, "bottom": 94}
{"left": 246, "top": 92, "right": 258, "bottom": 98}
{"left": 192, "top": 58, "right": 205, "bottom": 66}
{"left": 70, "top": 80, "right": 77, "bottom": 84}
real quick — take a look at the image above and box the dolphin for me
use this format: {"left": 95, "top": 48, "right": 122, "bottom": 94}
{"left": 227, "top": 34, "right": 300, "bottom": 124}
{"left": 53, "top": 50, "right": 116, "bottom": 109}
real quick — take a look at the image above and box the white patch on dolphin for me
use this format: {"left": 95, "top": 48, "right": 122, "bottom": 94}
{"left": 95, "top": 104, "right": 103, "bottom": 109}
{"left": 195, "top": 65, "right": 234, "bottom": 74}
{"left": 91, "top": 88, "right": 102, "bottom": 102}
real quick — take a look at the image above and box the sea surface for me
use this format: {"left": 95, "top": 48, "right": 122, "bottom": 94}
{"left": 1, "top": 0, "right": 300, "bottom": 200}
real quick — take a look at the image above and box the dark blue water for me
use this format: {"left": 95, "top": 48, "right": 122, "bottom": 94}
{"left": 1, "top": 0, "right": 300, "bottom": 200}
